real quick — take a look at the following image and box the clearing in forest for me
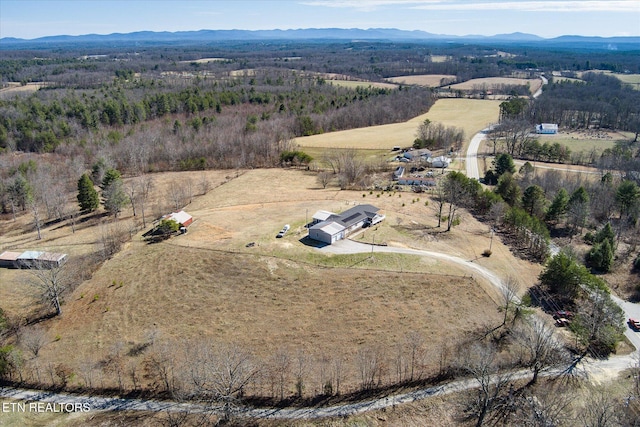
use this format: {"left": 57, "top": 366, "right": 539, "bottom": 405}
{"left": 449, "top": 77, "right": 542, "bottom": 94}
{"left": 386, "top": 74, "right": 456, "bottom": 87}
{"left": 295, "top": 98, "right": 501, "bottom": 150}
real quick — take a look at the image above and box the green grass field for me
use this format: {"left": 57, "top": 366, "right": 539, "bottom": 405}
{"left": 537, "top": 130, "right": 631, "bottom": 155}
{"left": 538, "top": 135, "right": 615, "bottom": 153}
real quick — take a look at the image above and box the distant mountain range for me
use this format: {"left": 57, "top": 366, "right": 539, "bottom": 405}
{"left": 1, "top": 28, "right": 639, "bottom": 50}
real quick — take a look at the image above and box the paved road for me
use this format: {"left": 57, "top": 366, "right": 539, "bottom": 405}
{"left": 465, "top": 74, "right": 547, "bottom": 181}
{"left": 611, "top": 294, "right": 640, "bottom": 351}
{"left": 533, "top": 75, "right": 548, "bottom": 99}
{"left": 465, "top": 130, "right": 485, "bottom": 180}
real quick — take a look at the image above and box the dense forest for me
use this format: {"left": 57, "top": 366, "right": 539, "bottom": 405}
{"left": 0, "top": 71, "right": 434, "bottom": 160}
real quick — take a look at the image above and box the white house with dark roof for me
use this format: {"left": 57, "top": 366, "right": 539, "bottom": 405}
{"left": 308, "top": 204, "right": 384, "bottom": 244}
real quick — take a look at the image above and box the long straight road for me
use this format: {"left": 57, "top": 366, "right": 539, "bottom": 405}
{"left": 465, "top": 130, "right": 486, "bottom": 179}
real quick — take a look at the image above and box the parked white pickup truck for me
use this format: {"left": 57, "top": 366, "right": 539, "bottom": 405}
{"left": 276, "top": 224, "right": 290, "bottom": 238}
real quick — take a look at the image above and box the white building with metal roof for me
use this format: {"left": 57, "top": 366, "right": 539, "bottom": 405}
{"left": 308, "top": 204, "right": 384, "bottom": 245}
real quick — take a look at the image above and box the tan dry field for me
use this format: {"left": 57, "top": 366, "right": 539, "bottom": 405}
{"left": 179, "top": 57, "right": 227, "bottom": 63}
{"left": 0, "top": 167, "right": 540, "bottom": 392}
{"left": 386, "top": 74, "right": 456, "bottom": 87}
{"left": 449, "top": 77, "right": 543, "bottom": 95}
{"left": 615, "top": 73, "right": 640, "bottom": 89}
{"left": 295, "top": 98, "right": 501, "bottom": 151}
{"left": 429, "top": 55, "right": 451, "bottom": 63}
{"left": 0, "top": 82, "right": 47, "bottom": 99}
{"left": 327, "top": 79, "right": 398, "bottom": 90}
{"left": 571, "top": 70, "right": 640, "bottom": 89}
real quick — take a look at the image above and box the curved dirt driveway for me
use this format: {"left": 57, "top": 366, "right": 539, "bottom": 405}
{"left": 322, "top": 240, "right": 640, "bottom": 352}
{"left": 321, "top": 239, "right": 508, "bottom": 294}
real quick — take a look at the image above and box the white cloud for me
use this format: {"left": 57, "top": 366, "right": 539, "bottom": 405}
{"left": 301, "top": 0, "right": 640, "bottom": 12}
{"left": 413, "top": 1, "right": 640, "bottom": 12}
{"left": 300, "top": 0, "right": 437, "bottom": 10}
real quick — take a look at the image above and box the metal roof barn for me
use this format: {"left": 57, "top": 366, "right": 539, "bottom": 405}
{"left": 163, "top": 210, "right": 193, "bottom": 227}
{"left": 0, "top": 251, "right": 21, "bottom": 268}
{"left": 1, "top": 250, "right": 69, "bottom": 269}
{"left": 37, "top": 252, "right": 68, "bottom": 268}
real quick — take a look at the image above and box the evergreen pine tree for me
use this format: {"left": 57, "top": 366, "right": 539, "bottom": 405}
{"left": 77, "top": 173, "right": 99, "bottom": 213}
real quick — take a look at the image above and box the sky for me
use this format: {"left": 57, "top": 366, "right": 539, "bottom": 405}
{"left": 1, "top": 0, "right": 639, "bottom": 40}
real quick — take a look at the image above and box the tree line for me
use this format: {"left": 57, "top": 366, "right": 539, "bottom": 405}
{"left": 530, "top": 72, "right": 640, "bottom": 137}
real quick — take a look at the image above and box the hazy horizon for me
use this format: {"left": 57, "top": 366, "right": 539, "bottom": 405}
{"left": 1, "top": 0, "right": 639, "bottom": 40}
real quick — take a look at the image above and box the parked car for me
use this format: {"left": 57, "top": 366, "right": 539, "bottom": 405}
{"left": 276, "top": 224, "right": 290, "bottom": 238}
{"left": 553, "top": 310, "right": 574, "bottom": 320}
{"left": 555, "top": 317, "right": 571, "bottom": 327}
{"left": 628, "top": 318, "right": 640, "bottom": 331}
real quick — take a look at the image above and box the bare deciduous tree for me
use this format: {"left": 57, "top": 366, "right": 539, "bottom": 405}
{"left": 578, "top": 386, "right": 620, "bottom": 427}
{"left": 199, "top": 172, "right": 210, "bottom": 195}
{"left": 98, "top": 220, "right": 130, "bottom": 260}
{"left": 137, "top": 174, "right": 154, "bottom": 227}
{"left": 514, "top": 317, "right": 568, "bottom": 386}
{"left": 322, "top": 148, "right": 365, "bottom": 189}
{"left": 405, "top": 330, "right": 426, "bottom": 381}
{"left": 207, "top": 344, "right": 256, "bottom": 422}
{"left": 269, "top": 348, "right": 291, "bottom": 400}
{"left": 20, "top": 325, "right": 47, "bottom": 357}
{"left": 25, "top": 262, "right": 70, "bottom": 316}
{"left": 78, "top": 357, "right": 97, "bottom": 388}
{"left": 27, "top": 196, "right": 43, "bottom": 240}
{"left": 316, "top": 170, "right": 333, "bottom": 189}
{"left": 500, "top": 276, "right": 521, "bottom": 327}
{"left": 357, "top": 345, "right": 385, "bottom": 391}
{"left": 294, "top": 349, "right": 309, "bottom": 398}
{"left": 460, "top": 342, "right": 513, "bottom": 427}
{"left": 497, "top": 386, "right": 575, "bottom": 427}
{"left": 144, "top": 340, "right": 179, "bottom": 394}
{"left": 167, "top": 180, "right": 190, "bottom": 212}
